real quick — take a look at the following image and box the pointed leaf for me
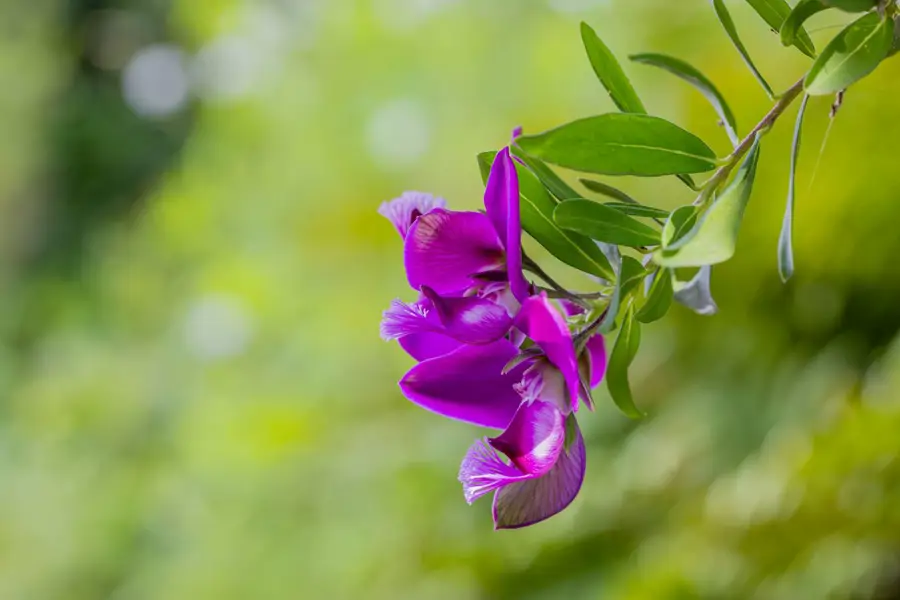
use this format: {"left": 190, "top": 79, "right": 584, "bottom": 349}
{"left": 478, "top": 152, "right": 614, "bottom": 280}
{"left": 510, "top": 147, "right": 580, "bottom": 200}
{"left": 781, "top": 0, "right": 830, "bottom": 48}
{"left": 555, "top": 200, "right": 662, "bottom": 248}
{"left": 604, "top": 202, "right": 670, "bottom": 220}
{"left": 630, "top": 52, "right": 739, "bottom": 146}
{"left": 823, "top": 0, "right": 877, "bottom": 11}
{"left": 517, "top": 114, "right": 717, "bottom": 177}
{"left": 712, "top": 0, "right": 776, "bottom": 98}
{"left": 637, "top": 268, "right": 674, "bottom": 323}
{"left": 580, "top": 179, "right": 640, "bottom": 204}
{"left": 673, "top": 266, "right": 719, "bottom": 315}
{"left": 744, "top": 0, "right": 817, "bottom": 57}
{"left": 662, "top": 205, "right": 699, "bottom": 247}
{"left": 805, "top": 12, "right": 894, "bottom": 96}
{"left": 779, "top": 95, "right": 810, "bottom": 282}
{"left": 580, "top": 22, "right": 647, "bottom": 114}
{"left": 599, "top": 254, "right": 644, "bottom": 335}
{"left": 607, "top": 306, "right": 645, "bottom": 419}
{"left": 656, "top": 137, "right": 761, "bottom": 267}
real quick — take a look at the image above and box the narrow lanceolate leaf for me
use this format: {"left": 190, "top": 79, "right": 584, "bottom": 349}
{"left": 662, "top": 205, "right": 699, "bottom": 247}
{"left": 630, "top": 52, "right": 739, "bottom": 147}
{"left": 637, "top": 268, "right": 674, "bottom": 323}
{"left": 511, "top": 147, "right": 580, "bottom": 200}
{"left": 712, "top": 0, "right": 776, "bottom": 98}
{"left": 517, "top": 114, "right": 717, "bottom": 177}
{"left": 656, "top": 137, "right": 762, "bottom": 267}
{"left": 555, "top": 200, "right": 662, "bottom": 248}
{"left": 805, "top": 12, "right": 894, "bottom": 96}
{"left": 778, "top": 95, "right": 810, "bottom": 282}
{"left": 743, "top": 0, "right": 817, "bottom": 57}
{"left": 823, "top": 0, "right": 878, "bottom": 11}
{"left": 781, "top": 0, "right": 830, "bottom": 48}
{"left": 607, "top": 306, "right": 646, "bottom": 419}
{"left": 599, "top": 254, "right": 644, "bottom": 335}
{"left": 580, "top": 22, "right": 647, "bottom": 114}
{"left": 580, "top": 179, "right": 639, "bottom": 204}
{"left": 478, "top": 152, "right": 614, "bottom": 280}
{"left": 604, "top": 202, "right": 670, "bottom": 220}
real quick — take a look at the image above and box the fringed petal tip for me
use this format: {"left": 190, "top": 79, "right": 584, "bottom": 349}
{"left": 378, "top": 191, "right": 447, "bottom": 238}
{"left": 458, "top": 438, "right": 526, "bottom": 505}
{"left": 380, "top": 299, "right": 430, "bottom": 341}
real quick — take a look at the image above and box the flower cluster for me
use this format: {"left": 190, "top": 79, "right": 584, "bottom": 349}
{"left": 379, "top": 149, "right": 607, "bottom": 529}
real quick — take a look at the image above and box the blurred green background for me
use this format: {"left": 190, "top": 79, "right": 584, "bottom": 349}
{"left": 3, "top": 1, "right": 900, "bottom": 598}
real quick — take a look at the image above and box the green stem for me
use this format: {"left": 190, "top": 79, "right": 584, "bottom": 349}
{"left": 695, "top": 76, "right": 807, "bottom": 206}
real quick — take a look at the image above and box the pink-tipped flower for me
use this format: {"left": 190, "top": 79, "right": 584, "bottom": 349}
{"left": 378, "top": 191, "right": 446, "bottom": 238}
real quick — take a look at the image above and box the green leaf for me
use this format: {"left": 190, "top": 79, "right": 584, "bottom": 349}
{"left": 477, "top": 151, "right": 615, "bottom": 280}
{"left": 637, "top": 268, "right": 674, "bottom": 323}
{"left": 604, "top": 202, "right": 670, "bottom": 220}
{"left": 580, "top": 22, "right": 647, "bottom": 114}
{"left": 662, "top": 205, "right": 699, "bottom": 247}
{"left": 781, "top": 0, "right": 830, "bottom": 49}
{"left": 656, "top": 137, "right": 762, "bottom": 267}
{"left": 555, "top": 199, "right": 662, "bottom": 247}
{"left": 510, "top": 147, "right": 580, "bottom": 200}
{"left": 778, "top": 95, "right": 810, "bottom": 282}
{"left": 712, "top": 0, "right": 776, "bottom": 98}
{"left": 630, "top": 52, "right": 739, "bottom": 146}
{"left": 823, "top": 0, "right": 878, "bottom": 11}
{"left": 516, "top": 114, "right": 717, "bottom": 177}
{"left": 673, "top": 266, "right": 719, "bottom": 315}
{"left": 677, "top": 174, "right": 700, "bottom": 191}
{"left": 607, "top": 305, "right": 646, "bottom": 419}
{"left": 598, "top": 252, "right": 645, "bottom": 335}
{"left": 743, "top": 0, "right": 817, "bottom": 57}
{"left": 580, "top": 179, "right": 640, "bottom": 204}
{"left": 805, "top": 12, "right": 894, "bottom": 96}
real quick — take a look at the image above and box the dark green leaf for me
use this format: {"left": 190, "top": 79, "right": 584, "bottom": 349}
{"left": 656, "top": 137, "right": 761, "bottom": 267}
{"left": 805, "top": 12, "right": 894, "bottom": 96}
{"left": 619, "top": 256, "right": 647, "bottom": 299}
{"left": 580, "top": 22, "right": 647, "bottom": 114}
{"left": 678, "top": 174, "right": 700, "bottom": 191}
{"left": 778, "top": 95, "right": 810, "bottom": 282}
{"left": 823, "top": 0, "right": 878, "bottom": 11}
{"left": 782, "top": 0, "right": 830, "bottom": 48}
{"left": 744, "top": 0, "right": 817, "bottom": 57}
{"left": 564, "top": 413, "right": 579, "bottom": 452}
{"left": 630, "top": 52, "right": 739, "bottom": 146}
{"left": 604, "top": 202, "right": 670, "bottom": 220}
{"left": 673, "top": 266, "right": 719, "bottom": 315}
{"left": 555, "top": 199, "right": 662, "bottom": 247}
{"left": 637, "top": 268, "right": 674, "bottom": 323}
{"left": 662, "top": 205, "right": 699, "bottom": 247}
{"left": 517, "top": 114, "right": 717, "bottom": 177}
{"left": 510, "top": 147, "right": 580, "bottom": 200}
{"left": 712, "top": 0, "right": 776, "bottom": 98}
{"left": 580, "top": 179, "right": 639, "bottom": 204}
{"left": 478, "top": 151, "right": 615, "bottom": 280}
{"left": 607, "top": 305, "right": 646, "bottom": 419}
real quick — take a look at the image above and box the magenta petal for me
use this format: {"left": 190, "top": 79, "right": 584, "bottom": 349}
{"left": 420, "top": 286, "right": 513, "bottom": 345}
{"left": 404, "top": 209, "right": 505, "bottom": 295}
{"left": 459, "top": 439, "right": 532, "bottom": 504}
{"left": 399, "top": 339, "right": 527, "bottom": 429}
{"left": 586, "top": 334, "right": 608, "bottom": 387}
{"left": 378, "top": 191, "right": 447, "bottom": 238}
{"left": 489, "top": 400, "right": 565, "bottom": 477}
{"left": 515, "top": 295, "right": 581, "bottom": 412}
{"left": 398, "top": 333, "right": 462, "bottom": 362}
{"left": 492, "top": 420, "right": 587, "bottom": 529}
{"left": 485, "top": 148, "right": 530, "bottom": 301}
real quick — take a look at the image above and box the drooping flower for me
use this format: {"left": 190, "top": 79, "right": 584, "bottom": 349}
{"left": 457, "top": 294, "right": 590, "bottom": 529}
{"left": 378, "top": 191, "right": 446, "bottom": 238}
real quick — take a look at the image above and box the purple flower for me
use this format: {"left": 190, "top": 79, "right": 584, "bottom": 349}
{"left": 378, "top": 191, "right": 447, "bottom": 239}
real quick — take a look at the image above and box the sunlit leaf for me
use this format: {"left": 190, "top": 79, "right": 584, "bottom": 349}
{"left": 656, "top": 137, "right": 761, "bottom": 267}
{"left": 580, "top": 22, "right": 646, "bottom": 114}
{"left": 781, "top": 0, "right": 830, "bottom": 49}
{"left": 743, "top": 0, "right": 817, "bottom": 57}
{"left": 630, "top": 52, "right": 739, "bottom": 146}
{"left": 516, "top": 114, "right": 717, "bottom": 177}
{"left": 637, "top": 268, "right": 674, "bottom": 323}
{"left": 805, "top": 12, "right": 894, "bottom": 96}
{"left": 607, "top": 305, "right": 646, "bottom": 419}
{"left": 662, "top": 205, "right": 699, "bottom": 247}
{"left": 778, "top": 95, "right": 810, "bottom": 283}
{"left": 511, "top": 147, "right": 580, "bottom": 200}
{"left": 478, "top": 151, "right": 614, "bottom": 280}
{"left": 555, "top": 199, "right": 662, "bottom": 248}
{"left": 711, "top": 0, "right": 776, "bottom": 98}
